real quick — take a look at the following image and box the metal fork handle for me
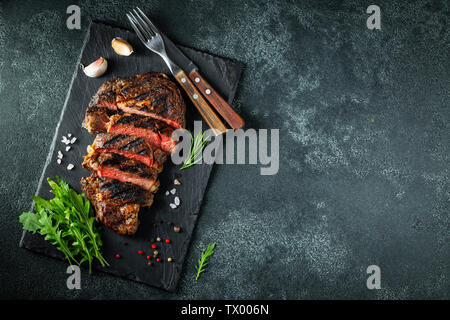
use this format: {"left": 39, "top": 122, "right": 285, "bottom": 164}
{"left": 174, "top": 70, "right": 227, "bottom": 136}
{"left": 154, "top": 50, "right": 180, "bottom": 75}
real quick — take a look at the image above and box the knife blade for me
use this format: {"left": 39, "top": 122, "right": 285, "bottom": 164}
{"left": 161, "top": 33, "right": 198, "bottom": 74}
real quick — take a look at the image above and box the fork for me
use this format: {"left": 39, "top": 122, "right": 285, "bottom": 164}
{"left": 127, "top": 8, "right": 227, "bottom": 136}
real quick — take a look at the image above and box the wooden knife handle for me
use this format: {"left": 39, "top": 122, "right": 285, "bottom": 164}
{"left": 189, "top": 70, "right": 245, "bottom": 130}
{"left": 174, "top": 70, "right": 227, "bottom": 136}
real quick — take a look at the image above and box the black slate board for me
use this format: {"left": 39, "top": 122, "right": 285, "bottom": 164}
{"left": 19, "top": 21, "right": 243, "bottom": 292}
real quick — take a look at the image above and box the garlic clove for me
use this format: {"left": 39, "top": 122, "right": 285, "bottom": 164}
{"left": 81, "top": 57, "right": 108, "bottom": 78}
{"left": 111, "top": 37, "right": 134, "bottom": 56}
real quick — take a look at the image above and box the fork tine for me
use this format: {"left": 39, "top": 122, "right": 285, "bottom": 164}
{"left": 132, "top": 9, "right": 155, "bottom": 39}
{"left": 127, "top": 13, "right": 147, "bottom": 43}
{"left": 129, "top": 12, "right": 153, "bottom": 40}
{"left": 136, "top": 7, "right": 160, "bottom": 35}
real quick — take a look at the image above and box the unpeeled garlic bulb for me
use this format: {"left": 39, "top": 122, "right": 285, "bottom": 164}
{"left": 111, "top": 37, "right": 133, "bottom": 56}
{"left": 81, "top": 57, "right": 108, "bottom": 78}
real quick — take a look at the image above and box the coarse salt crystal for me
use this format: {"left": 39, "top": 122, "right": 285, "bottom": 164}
{"left": 165, "top": 191, "right": 170, "bottom": 196}
{"left": 57, "top": 159, "right": 61, "bottom": 164}
{"left": 67, "top": 133, "right": 72, "bottom": 137}
{"left": 174, "top": 179, "right": 181, "bottom": 185}
{"left": 169, "top": 203, "right": 177, "bottom": 209}
{"left": 170, "top": 188, "right": 176, "bottom": 195}
{"left": 67, "top": 164, "right": 74, "bottom": 170}
{"left": 70, "top": 137, "right": 77, "bottom": 144}
{"left": 174, "top": 196, "right": 180, "bottom": 206}
{"left": 57, "top": 151, "right": 63, "bottom": 159}
{"left": 66, "top": 146, "right": 71, "bottom": 152}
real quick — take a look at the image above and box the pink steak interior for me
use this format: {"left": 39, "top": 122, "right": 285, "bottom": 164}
{"left": 108, "top": 124, "right": 175, "bottom": 153}
{"left": 96, "top": 166, "right": 157, "bottom": 192}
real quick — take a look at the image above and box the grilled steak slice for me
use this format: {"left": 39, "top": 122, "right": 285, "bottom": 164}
{"left": 115, "top": 73, "right": 185, "bottom": 129}
{"left": 107, "top": 114, "right": 176, "bottom": 153}
{"left": 82, "top": 151, "right": 160, "bottom": 192}
{"left": 82, "top": 72, "right": 185, "bottom": 134}
{"left": 81, "top": 175, "right": 154, "bottom": 207}
{"left": 98, "top": 202, "right": 140, "bottom": 235}
{"left": 88, "top": 133, "right": 167, "bottom": 172}
{"left": 80, "top": 176, "right": 147, "bottom": 235}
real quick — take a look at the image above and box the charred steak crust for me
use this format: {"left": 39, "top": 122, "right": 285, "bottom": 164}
{"left": 80, "top": 176, "right": 145, "bottom": 235}
{"left": 82, "top": 72, "right": 185, "bottom": 133}
{"left": 82, "top": 106, "right": 119, "bottom": 134}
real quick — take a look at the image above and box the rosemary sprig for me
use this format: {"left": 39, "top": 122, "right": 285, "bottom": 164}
{"left": 195, "top": 243, "right": 216, "bottom": 281}
{"left": 180, "top": 130, "right": 210, "bottom": 170}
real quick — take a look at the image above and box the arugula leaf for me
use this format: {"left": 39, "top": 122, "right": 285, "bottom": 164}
{"left": 19, "top": 177, "right": 109, "bottom": 273}
{"left": 19, "top": 211, "right": 41, "bottom": 233}
{"left": 195, "top": 243, "right": 216, "bottom": 280}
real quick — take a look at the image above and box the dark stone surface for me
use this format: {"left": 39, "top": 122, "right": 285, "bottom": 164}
{"left": 19, "top": 21, "right": 243, "bottom": 292}
{"left": 1, "top": 0, "right": 449, "bottom": 299}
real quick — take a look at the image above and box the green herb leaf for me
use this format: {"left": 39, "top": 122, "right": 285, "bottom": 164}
{"left": 19, "top": 211, "right": 42, "bottom": 233}
{"left": 19, "top": 177, "right": 109, "bottom": 273}
{"left": 181, "top": 131, "right": 210, "bottom": 170}
{"left": 195, "top": 243, "right": 216, "bottom": 281}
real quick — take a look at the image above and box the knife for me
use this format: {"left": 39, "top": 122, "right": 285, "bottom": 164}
{"left": 161, "top": 33, "right": 245, "bottom": 130}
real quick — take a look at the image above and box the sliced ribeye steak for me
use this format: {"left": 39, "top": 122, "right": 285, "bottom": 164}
{"left": 82, "top": 72, "right": 186, "bottom": 133}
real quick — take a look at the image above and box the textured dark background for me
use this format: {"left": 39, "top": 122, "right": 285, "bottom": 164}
{"left": 0, "top": 0, "right": 449, "bottom": 299}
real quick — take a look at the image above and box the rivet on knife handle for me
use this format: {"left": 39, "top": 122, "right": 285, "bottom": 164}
{"left": 174, "top": 70, "right": 227, "bottom": 136}
{"left": 189, "top": 70, "right": 245, "bottom": 130}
